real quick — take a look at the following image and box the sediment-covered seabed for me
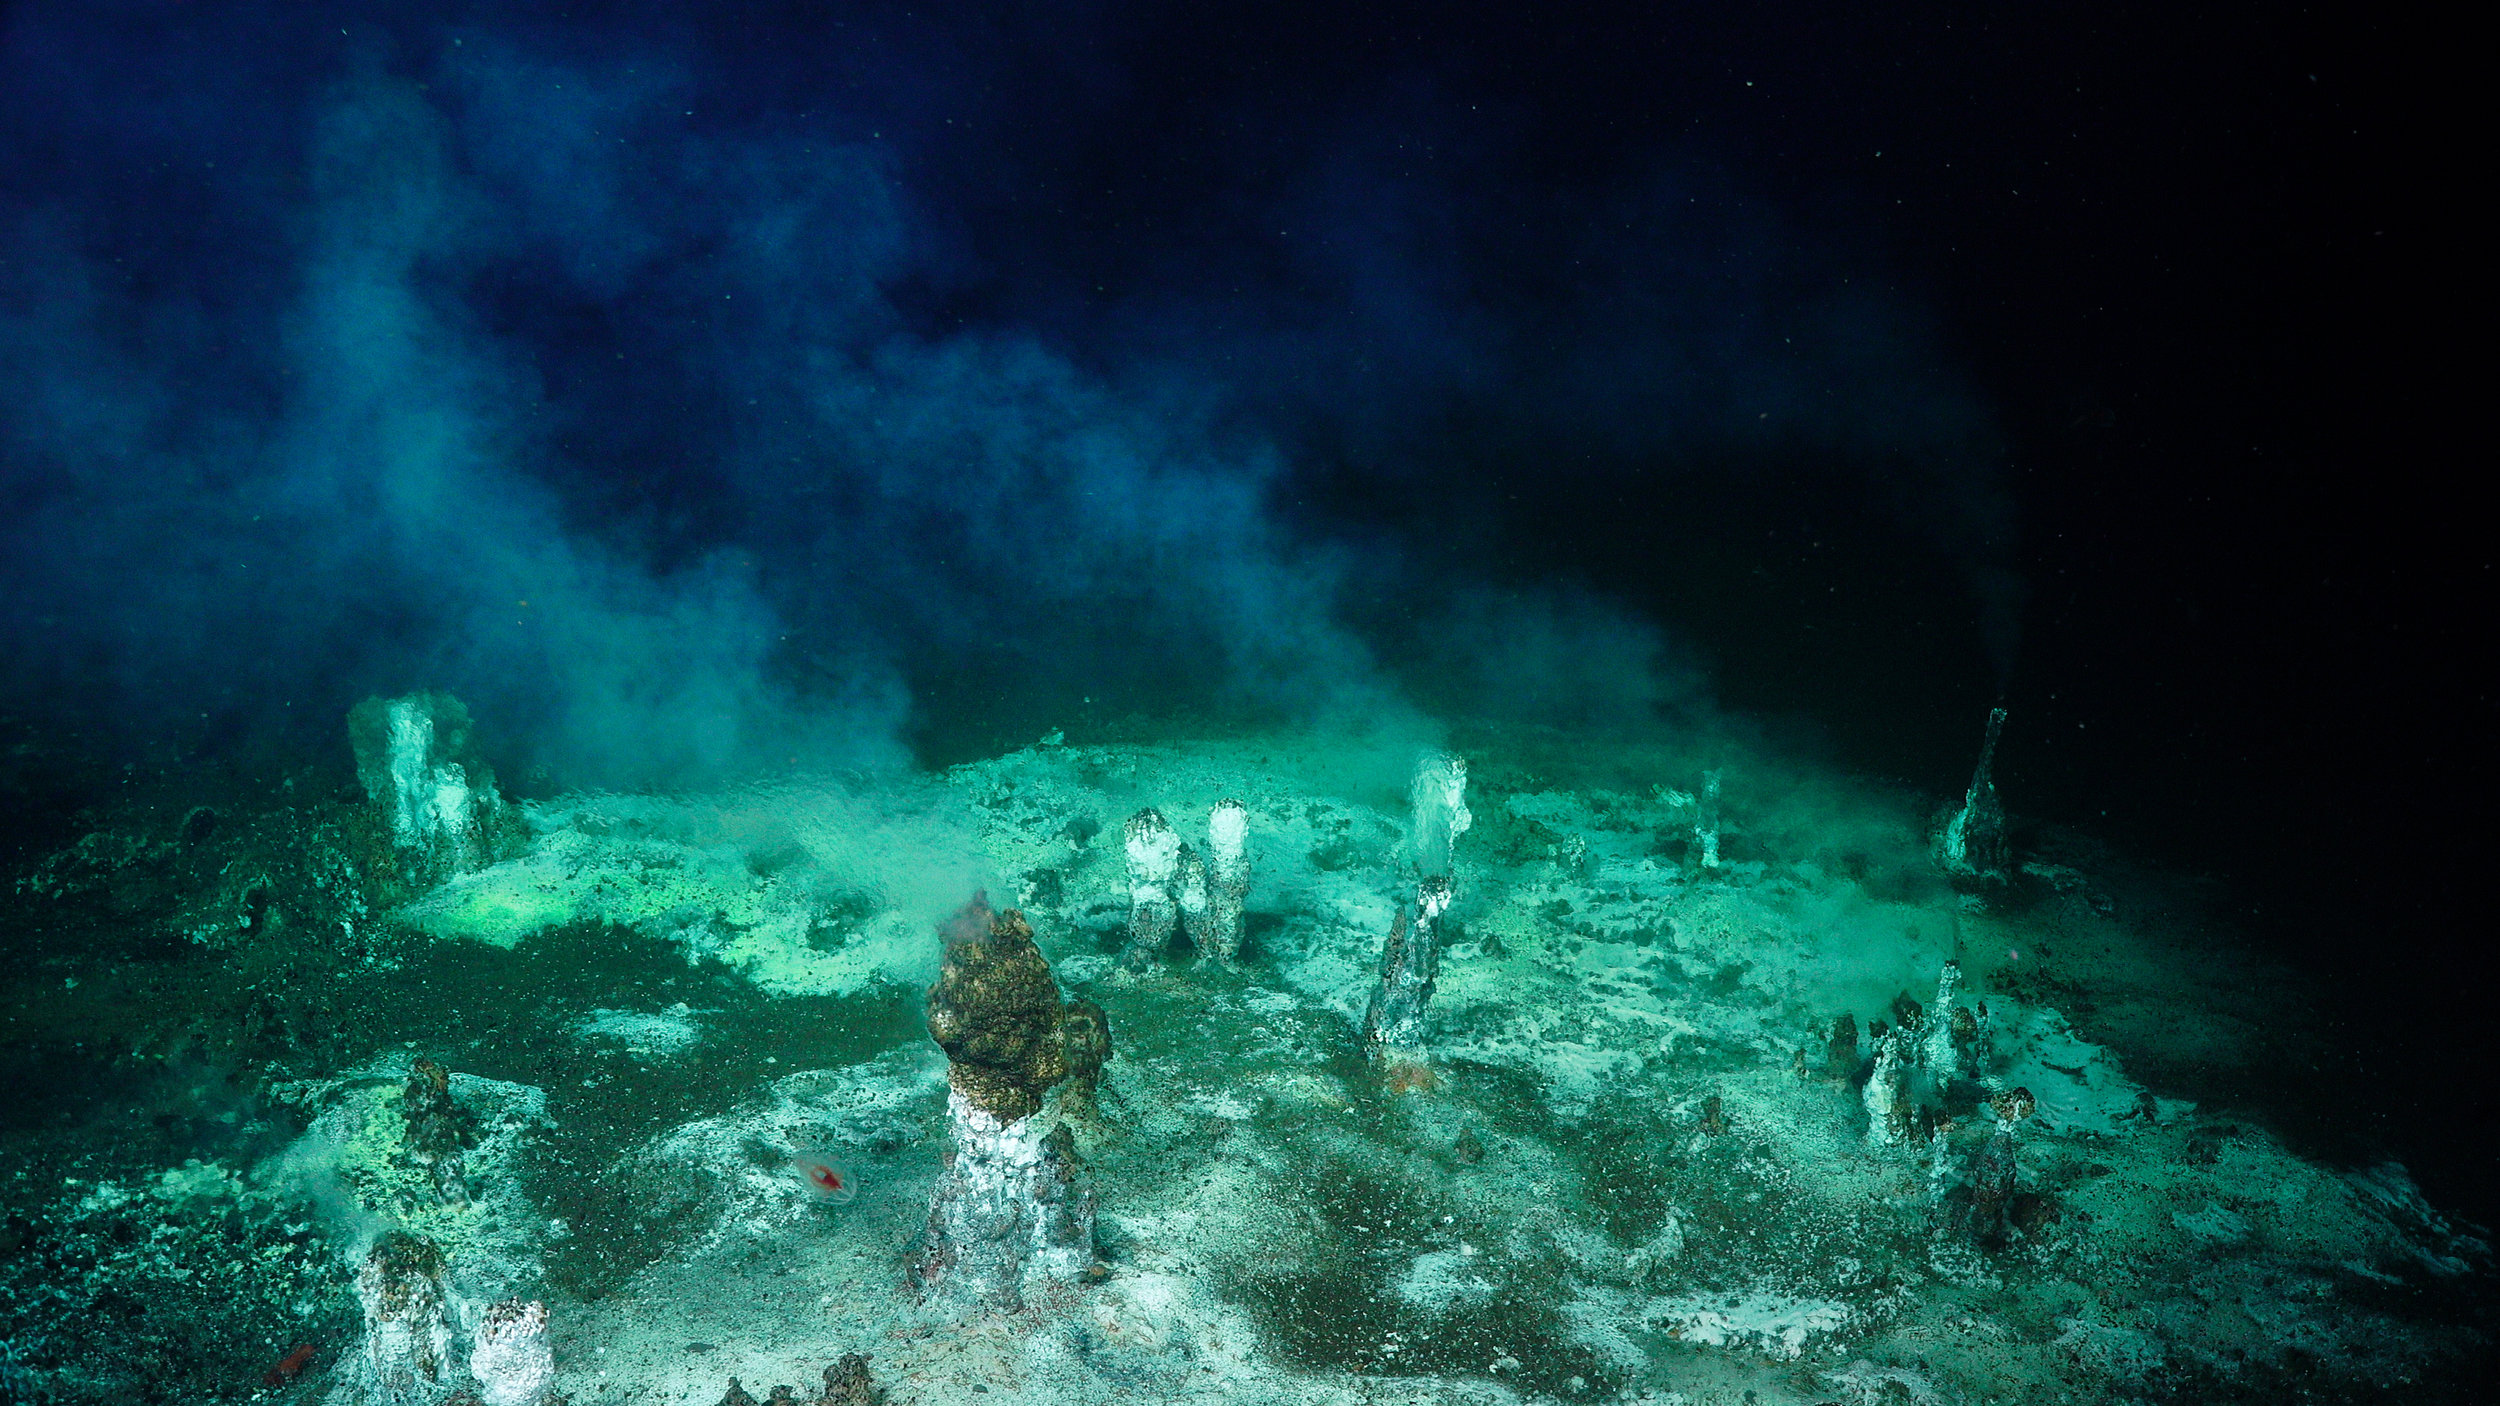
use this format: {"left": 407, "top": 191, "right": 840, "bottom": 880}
{"left": 1, "top": 711, "right": 2489, "bottom": 1405}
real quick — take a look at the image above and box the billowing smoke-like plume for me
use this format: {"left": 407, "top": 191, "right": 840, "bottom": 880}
{"left": 1, "top": 6, "right": 2026, "bottom": 784}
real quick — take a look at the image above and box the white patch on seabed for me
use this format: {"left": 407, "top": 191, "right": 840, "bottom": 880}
{"left": 1641, "top": 1288, "right": 1855, "bottom": 1360}
{"left": 1393, "top": 1247, "right": 1500, "bottom": 1317}
{"left": 571, "top": 1005, "right": 705, "bottom": 1056}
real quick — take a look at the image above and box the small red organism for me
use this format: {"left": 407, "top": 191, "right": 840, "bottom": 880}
{"left": 789, "top": 1140, "right": 858, "bottom": 1204}
{"left": 262, "top": 1343, "right": 317, "bottom": 1387}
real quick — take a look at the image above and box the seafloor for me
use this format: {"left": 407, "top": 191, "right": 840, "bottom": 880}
{"left": 1, "top": 717, "right": 2489, "bottom": 1405}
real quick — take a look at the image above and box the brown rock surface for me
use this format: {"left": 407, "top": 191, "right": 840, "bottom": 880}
{"left": 926, "top": 892, "right": 1106, "bottom": 1123}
